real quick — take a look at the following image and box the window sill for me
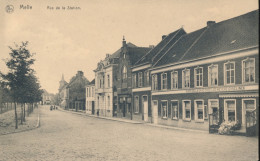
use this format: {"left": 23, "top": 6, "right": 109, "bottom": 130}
{"left": 195, "top": 120, "right": 204, "bottom": 123}
{"left": 134, "top": 112, "right": 139, "bottom": 115}
{"left": 172, "top": 118, "right": 178, "bottom": 121}
{"left": 161, "top": 117, "right": 168, "bottom": 120}
{"left": 183, "top": 119, "right": 191, "bottom": 122}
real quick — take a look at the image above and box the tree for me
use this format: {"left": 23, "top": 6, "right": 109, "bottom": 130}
{"left": 0, "top": 42, "right": 37, "bottom": 129}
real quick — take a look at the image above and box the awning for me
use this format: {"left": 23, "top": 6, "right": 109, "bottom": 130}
{"left": 219, "top": 93, "right": 258, "bottom": 98}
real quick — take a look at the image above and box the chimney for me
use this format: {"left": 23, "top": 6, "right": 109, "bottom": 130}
{"left": 77, "top": 71, "right": 83, "bottom": 76}
{"left": 162, "top": 35, "right": 167, "bottom": 40}
{"left": 122, "top": 36, "right": 126, "bottom": 47}
{"left": 149, "top": 45, "right": 154, "bottom": 48}
{"left": 106, "top": 53, "right": 110, "bottom": 58}
{"left": 207, "top": 21, "right": 216, "bottom": 27}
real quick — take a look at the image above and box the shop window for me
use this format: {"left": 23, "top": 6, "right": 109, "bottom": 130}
{"left": 161, "top": 101, "right": 168, "bottom": 119}
{"left": 183, "top": 100, "right": 191, "bottom": 120}
{"left": 195, "top": 100, "right": 204, "bottom": 121}
{"left": 225, "top": 100, "right": 236, "bottom": 122}
{"left": 171, "top": 71, "right": 178, "bottom": 89}
{"left": 182, "top": 69, "right": 190, "bottom": 88}
{"left": 224, "top": 62, "right": 235, "bottom": 85}
{"left": 242, "top": 58, "right": 255, "bottom": 83}
{"left": 208, "top": 65, "right": 218, "bottom": 86}
{"left": 194, "top": 67, "right": 203, "bottom": 87}
{"left": 171, "top": 101, "right": 178, "bottom": 120}
{"left": 138, "top": 72, "right": 143, "bottom": 87}
{"left": 152, "top": 74, "right": 158, "bottom": 91}
{"left": 134, "top": 96, "right": 139, "bottom": 113}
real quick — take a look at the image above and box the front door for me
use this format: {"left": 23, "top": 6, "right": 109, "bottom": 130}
{"left": 92, "top": 101, "right": 95, "bottom": 115}
{"left": 123, "top": 101, "right": 126, "bottom": 117}
{"left": 143, "top": 96, "right": 148, "bottom": 122}
{"left": 152, "top": 100, "right": 158, "bottom": 124}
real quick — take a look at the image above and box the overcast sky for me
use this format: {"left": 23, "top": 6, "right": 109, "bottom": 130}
{"left": 0, "top": 0, "right": 258, "bottom": 94}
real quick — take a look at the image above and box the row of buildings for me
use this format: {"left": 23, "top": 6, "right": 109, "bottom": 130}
{"left": 60, "top": 10, "right": 259, "bottom": 136}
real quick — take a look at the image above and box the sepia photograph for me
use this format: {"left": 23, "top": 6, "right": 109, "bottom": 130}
{"left": 0, "top": 0, "right": 258, "bottom": 160}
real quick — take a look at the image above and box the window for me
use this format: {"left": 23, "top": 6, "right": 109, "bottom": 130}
{"left": 171, "top": 101, "right": 178, "bottom": 119}
{"left": 182, "top": 69, "right": 190, "bottom": 88}
{"left": 194, "top": 67, "right": 203, "bottom": 87}
{"left": 161, "top": 101, "right": 168, "bottom": 118}
{"left": 144, "top": 71, "right": 149, "bottom": 86}
{"left": 183, "top": 100, "right": 191, "bottom": 120}
{"left": 122, "top": 66, "right": 127, "bottom": 79}
{"left": 107, "top": 96, "right": 110, "bottom": 108}
{"left": 242, "top": 58, "right": 255, "bottom": 83}
{"left": 107, "top": 75, "right": 110, "bottom": 88}
{"left": 161, "top": 73, "right": 167, "bottom": 90}
{"left": 152, "top": 74, "right": 158, "bottom": 90}
{"left": 224, "top": 100, "right": 236, "bottom": 122}
{"left": 134, "top": 96, "right": 139, "bottom": 113}
{"left": 132, "top": 74, "right": 136, "bottom": 88}
{"left": 171, "top": 71, "right": 178, "bottom": 89}
{"left": 224, "top": 62, "right": 235, "bottom": 85}
{"left": 208, "top": 65, "right": 218, "bottom": 86}
{"left": 89, "top": 87, "right": 91, "bottom": 97}
{"left": 86, "top": 88, "right": 89, "bottom": 97}
{"left": 102, "top": 75, "right": 105, "bottom": 87}
{"left": 138, "top": 72, "right": 143, "bottom": 87}
{"left": 195, "top": 100, "right": 204, "bottom": 121}
{"left": 92, "top": 87, "right": 95, "bottom": 97}
{"left": 243, "top": 99, "right": 256, "bottom": 126}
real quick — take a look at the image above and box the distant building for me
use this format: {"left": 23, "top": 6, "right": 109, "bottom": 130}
{"left": 67, "top": 71, "right": 89, "bottom": 111}
{"left": 86, "top": 79, "right": 95, "bottom": 115}
{"left": 58, "top": 74, "right": 68, "bottom": 109}
{"left": 42, "top": 89, "right": 54, "bottom": 105}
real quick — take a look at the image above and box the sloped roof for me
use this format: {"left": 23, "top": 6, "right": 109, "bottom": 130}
{"left": 110, "top": 42, "right": 137, "bottom": 59}
{"left": 89, "top": 79, "right": 95, "bottom": 85}
{"left": 134, "top": 28, "right": 186, "bottom": 67}
{"left": 127, "top": 47, "right": 152, "bottom": 65}
{"left": 154, "top": 9, "right": 259, "bottom": 67}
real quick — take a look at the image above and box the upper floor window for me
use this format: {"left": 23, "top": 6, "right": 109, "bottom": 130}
{"left": 86, "top": 88, "right": 89, "bottom": 97}
{"left": 102, "top": 75, "right": 105, "bottom": 87}
{"left": 171, "top": 71, "right": 178, "bottom": 89}
{"left": 194, "top": 67, "right": 203, "bottom": 87}
{"left": 122, "top": 66, "right": 127, "bottom": 80}
{"left": 182, "top": 69, "right": 190, "bottom": 88}
{"left": 107, "top": 75, "right": 110, "bottom": 88}
{"left": 138, "top": 72, "right": 143, "bottom": 87}
{"left": 152, "top": 74, "right": 158, "bottom": 90}
{"left": 144, "top": 71, "right": 149, "bottom": 86}
{"left": 132, "top": 74, "right": 136, "bottom": 88}
{"left": 161, "top": 73, "right": 167, "bottom": 90}
{"left": 208, "top": 64, "right": 218, "bottom": 86}
{"left": 224, "top": 62, "right": 235, "bottom": 85}
{"left": 242, "top": 58, "right": 255, "bottom": 83}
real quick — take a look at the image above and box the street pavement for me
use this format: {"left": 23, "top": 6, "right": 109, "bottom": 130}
{"left": 0, "top": 105, "right": 258, "bottom": 161}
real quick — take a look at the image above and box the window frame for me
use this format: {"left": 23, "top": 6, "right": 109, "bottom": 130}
{"left": 161, "top": 73, "right": 167, "bottom": 90}
{"left": 171, "top": 100, "right": 179, "bottom": 120}
{"left": 171, "top": 71, "right": 178, "bottom": 90}
{"left": 144, "top": 70, "right": 150, "bottom": 86}
{"left": 138, "top": 72, "right": 143, "bottom": 87}
{"left": 194, "top": 99, "right": 204, "bottom": 122}
{"left": 182, "top": 69, "right": 190, "bottom": 88}
{"left": 224, "top": 99, "right": 237, "bottom": 122}
{"left": 132, "top": 73, "right": 136, "bottom": 88}
{"left": 242, "top": 98, "right": 256, "bottom": 126}
{"left": 134, "top": 96, "right": 139, "bottom": 114}
{"left": 194, "top": 67, "right": 203, "bottom": 88}
{"left": 122, "top": 66, "right": 127, "bottom": 80}
{"left": 107, "top": 74, "right": 110, "bottom": 88}
{"left": 208, "top": 64, "right": 218, "bottom": 87}
{"left": 161, "top": 100, "right": 168, "bottom": 119}
{"left": 224, "top": 61, "right": 235, "bottom": 85}
{"left": 182, "top": 100, "right": 191, "bottom": 121}
{"left": 242, "top": 58, "right": 255, "bottom": 84}
{"left": 152, "top": 74, "right": 158, "bottom": 91}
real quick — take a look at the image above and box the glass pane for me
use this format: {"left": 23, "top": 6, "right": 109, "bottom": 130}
{"left": 198, "top": 109, "right": 203, "bottom": 119}
{"left": 245, "top": 100, "right": 255, "bottom": 110}
{"left": 228, "top": 111, "right": 235, "bottom": 122}
{"left": 186, "top": 110, "right": 190, "bottom": 118}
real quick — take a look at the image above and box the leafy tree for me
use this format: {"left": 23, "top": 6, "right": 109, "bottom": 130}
{"left": 0, "top": 41, "right": 38, "bottom": 129}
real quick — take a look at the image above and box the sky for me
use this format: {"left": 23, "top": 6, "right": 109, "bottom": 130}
{"left": 0, "top": 0, "right": 258, "bottom": 94}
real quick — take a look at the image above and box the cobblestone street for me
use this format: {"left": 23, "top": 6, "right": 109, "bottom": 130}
{"left": 0, "top": 105, "right": 258, "bottom": 161}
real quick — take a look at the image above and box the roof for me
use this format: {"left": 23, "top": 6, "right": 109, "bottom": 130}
{"left": 89, "top": 79, "right": 95, "bottom": 85}
{"left": 134, "top": 28, "right": 186, "bottom": 67}
{"left": 127, "top": 47, "right": 152, "bottom": 65}
{"left": 153, "top": 9, "right": 259, "bottom": 67}
{"left": 110, "top": 42, "right": 137, "bottom": 59}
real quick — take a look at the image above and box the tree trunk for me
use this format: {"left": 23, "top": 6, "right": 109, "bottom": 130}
{"left": 14, "top": 102, "right": 18, "bottom": 129}
{"left": 23, "top": 103, "right": 26, "bottom": 122}
{"left": 20, "top": 104, "right": 23, "bottom": 125}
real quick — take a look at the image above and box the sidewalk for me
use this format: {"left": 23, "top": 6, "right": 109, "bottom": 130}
{"left": 58, "top": 107, "right": 208, "bottom": 134}
{"left": 0, "top": 107, "right": 40, "bottom": 135}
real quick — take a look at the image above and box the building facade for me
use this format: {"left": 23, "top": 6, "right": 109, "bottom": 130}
{"left": 58, "top": 74, "right": 69, "bottom": 109}
{"left": 150, "top": 10, "right": 258, "bottom": 135}
{"left": 86, "top": 79, "right": 95, "bottom": 115}
{"left": 131, "top": 28, "right": 186, "bottom": 122}
{"left": 116, "top": 38, "right": 152, "bottom": 119}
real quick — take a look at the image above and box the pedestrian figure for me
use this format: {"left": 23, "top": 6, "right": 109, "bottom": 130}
{"left": 97, "top": 109, "right": 99, "bottom": 116}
